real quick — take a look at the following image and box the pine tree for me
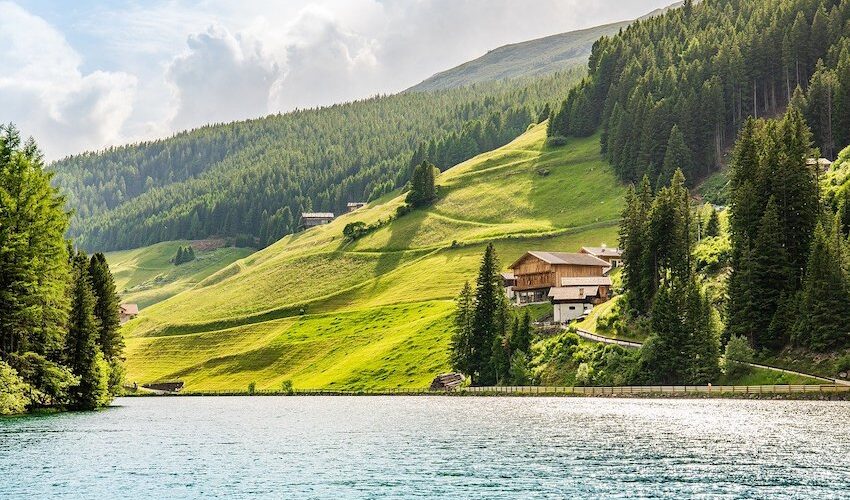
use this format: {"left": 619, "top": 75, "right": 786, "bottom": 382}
{"left": 794, "top": 223, "right": 850, "bottom": 351}
{"left": 449, "top": 281, "right": 474, "bottom": 375}
{"left": 65, "top": 253, "right": 109, "bottom": 410}
{"left": 749, "top": 199, "right": 791, "bottom": 350}
{"left": 469, "top": 243, "right": 505, "bottom": 385}
{"left": 510, "top": 310, "right": 532, "bottom": 355}
{"left": 405, "top": 161, "right": 439, "bottom": 208}
{"left": 661, "top": 125, "right": 694, "bottom": 184}
{"left": 87, "top": 254, "right": 123, "bottom": 362}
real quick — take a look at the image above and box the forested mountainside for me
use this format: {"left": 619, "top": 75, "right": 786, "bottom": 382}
{"left": 407, "top": 21, "right": 629, "bottom": 92}
{"left": 548, "top": 0, "right": 850, "bottom": 185}
{"left": 51, "top": 72, "right": 581, "bottom": 251}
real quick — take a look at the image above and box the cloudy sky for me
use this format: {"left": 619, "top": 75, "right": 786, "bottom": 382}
{"left": 1, "top": 0, "right": 670, "bottom": 160}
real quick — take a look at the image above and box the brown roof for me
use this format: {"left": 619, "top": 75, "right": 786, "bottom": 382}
{"left": 548, "top": 286, "right": 600, "bottom": 301}
{"left": 510, "top": 251, "right": 610, "bottom": 269}
{"left": 581, "top": 246, "right": 623, "bottom": 258}
{"left": 120, "top": 303, "right": 139, "bottom": 315}
{"left": 561, "top": 276, "right": 612, "bottom": 287}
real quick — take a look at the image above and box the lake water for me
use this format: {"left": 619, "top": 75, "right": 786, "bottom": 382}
{"left": 1, "top": 396, "right": 849, "bottom": 499}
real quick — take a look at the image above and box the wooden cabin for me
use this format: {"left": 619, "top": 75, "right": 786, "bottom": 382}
{"left": 580, "top": 246, "right": 623, "bottom": 268}
{"left": 299, "top": 212, "right": 335, "bottom": 230}
{"left": 119, "top": 303, "right": 139, "bottom": 324}
{"left": 500, "top": 271, "right": 517, "bottom": 301}
{"left": 346, "top": 202, "right": 367, "bottom": 212}
{"left": 430, "top": 373, "right": 465, "bottom": 391}
{"left": 508, "top": 251, "right": 609, "bottom": 304}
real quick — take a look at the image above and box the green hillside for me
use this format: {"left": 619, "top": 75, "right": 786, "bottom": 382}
{"left": 105, "top": 241, "right": 254, "bottom": 309}
{"left": 122, "top": 123, "right": 625, "bottom": 391}
{"left": 407, "top": 22, "right": 626, "bottom": 92}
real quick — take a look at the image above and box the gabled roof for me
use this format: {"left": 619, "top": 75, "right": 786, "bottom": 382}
{"left": 346, "top": 202, "right": 367, "bottom": 207}
{"left": 500, "top": 271, "right": 515, "bottom": 280}
{"left": 581, "top": 246, "right": 623, "bottom": 258}
{"left": 548, "top": 286, "right": 600, "bottom": 301}
{"left": 120, "top": 303, "right": 139, "bottom": 315}
{"left": 561, "top": 276, "right": 612, "bottom": 287}
{"left": 301, "top": 212, "right": 335, "bottom": 219}
{"left": 509, "top": 251, "right": 609, "bottom": 269}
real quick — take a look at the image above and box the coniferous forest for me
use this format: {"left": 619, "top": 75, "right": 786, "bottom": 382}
{"left": 52, "top": 70, "right": 582, "bottom": 251}
{"left": 0, "top": 125, "right": 123, "bottom": 414}
{"left": 549, "top": 0, "right": 850, "bottom": 185}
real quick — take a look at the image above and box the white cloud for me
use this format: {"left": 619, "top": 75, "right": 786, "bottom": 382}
{"left": 167, "top": 25, "right": 280, "bottom": 130}
{"left": 0, "top": 1, "right": 136, "bottom": 160}
{"left": 1, "top": 0, "right": 674, "bottom": 159}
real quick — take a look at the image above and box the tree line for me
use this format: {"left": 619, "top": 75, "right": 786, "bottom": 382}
{"left": 52, "top": 71, "right": 582, "bottom": 251}
{"left": 0, "top": 125, "right": 123, "bottom": 415}
{"left": 548, "top": 0, "right": 850, "bottom": 186}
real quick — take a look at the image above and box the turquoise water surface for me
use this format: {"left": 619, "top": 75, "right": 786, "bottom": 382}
{"left": 1, "top": 396, "right": 849, "bottom": 498}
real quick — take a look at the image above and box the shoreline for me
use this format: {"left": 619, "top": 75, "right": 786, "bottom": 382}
{"left": 121, "top": 384, "right": 850, "bottom": 400}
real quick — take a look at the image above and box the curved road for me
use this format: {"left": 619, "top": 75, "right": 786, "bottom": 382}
{"left": 573, "top": 327, "right": 850, "bottom": 386}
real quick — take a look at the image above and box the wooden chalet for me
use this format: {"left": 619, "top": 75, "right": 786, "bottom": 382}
{"left": 508, "top": 251, "right": 610, "bottom": 304}
{"left": 299, "top": 212, "right": 335, "bottom": 230}
{"left": 346, "top": 202, "right": 367, "bottom": 212}
{"left": 580, "top": 246, "right": 623, "bottom": 268}
{"left": 119, "top": 303, "right": 139, "bottom": 324}
{"left": 500, "top": 271, "right": 517, "bottom": 301}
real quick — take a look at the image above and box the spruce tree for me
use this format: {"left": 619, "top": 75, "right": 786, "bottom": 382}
{"left": 469, "top": 243, "right": 504, "bottom": 385}
{"left": 65, "top": 253, "right": 109, "bottom": 410}
{"left": 87, "top": 254, "right": 123, "bottom": 362}
{"left": 795, "top": 223, "right": 850, "bottom": 351}
{"left": 449, "top": 281, "right": 474, "bottom": 375}
{"left": 704, "top": 209, "right": 720, "bottom": 238}
{"left": 749, "top": 199, "right": 791, "bottom": 350}
{"left": 661, "top": 125, "right": 694, "bottom": 183}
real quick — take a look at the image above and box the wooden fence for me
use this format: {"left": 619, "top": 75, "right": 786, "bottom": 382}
{"left": 161, "top": 384, "right": 850, "bottom": 397}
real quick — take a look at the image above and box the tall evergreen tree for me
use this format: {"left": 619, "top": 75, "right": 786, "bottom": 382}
{"left": 794, "top": 223, "right": 850, "bottom": 351}
{"left": 660, "top": 125, "right": 694, "bottom": 185}
{"left": 450, "top": 281, "right": 474, "bottom": 375}
{"left": 469, "top": 243, "right": 506, "bottom": 385}
{"left": 65, "top": 253, "right": 109, "bottom": 410}
{"left": 748, "top": 199, "right": 791, "bottom": 350}
{"left": 87, "top": 254, "right": 123, "bottom": 362}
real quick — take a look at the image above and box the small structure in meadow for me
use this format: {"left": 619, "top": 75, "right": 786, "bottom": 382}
{"left": 119, "top": 303, "right": 139, "bottom": 324}
{"left": 346, "top": 202, "right": 367, "bottom": 212}
{"left": 299, "top": 212, "right": 335, "bottom": 230}
{"left": 142, "top": 381, "right": 184, "bottom": 393}
{"left": 430, "top": 372, "right": 465, "bottom": 391}
{"left": 806, "top": 157, "right": 833, "bottom": 172}
{"left": 548, "top": 276, "right": 613, "bottom": 323}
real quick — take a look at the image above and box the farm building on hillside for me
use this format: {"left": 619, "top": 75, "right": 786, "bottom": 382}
{"left": 806, "top": 157, "right": 833, "bottom": 172}
{"left": 119, "top": 303, "right": 139, "bottom": 324}
{"left": 580, "top": 246, "right": 623, "bottom": 268}
{"left": 508, "top": 251, "right": 610, "bottom": 305}
{"left": 299, "top": 212, "right": 335, "bottom": 230}
{"left": 549, "top": 276, "right": 613, "bottom": 323}
{"left": 346, "top": 202, "right": 367, "bottom": 212}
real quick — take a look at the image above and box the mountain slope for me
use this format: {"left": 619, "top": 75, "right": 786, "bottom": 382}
{"left": 104, "top": 241, "right": 254, "bottom": 309}
{"left": 407, "top": 22, "right": 627, "bottom": 92}
{"left": 122, "top": 123, "right": 625, "bottom": 390}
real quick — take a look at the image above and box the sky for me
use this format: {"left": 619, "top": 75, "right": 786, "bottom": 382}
{"left": 0, "top": 0, "right": 671, "bottom": 160}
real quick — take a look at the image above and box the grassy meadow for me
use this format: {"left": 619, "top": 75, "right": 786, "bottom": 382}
{"left": 122, "top": 123, "right": 626, "bottom": 390}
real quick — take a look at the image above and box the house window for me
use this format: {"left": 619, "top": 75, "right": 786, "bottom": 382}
{"left": 568, "top": 306, "right": 576, "bottom": 310}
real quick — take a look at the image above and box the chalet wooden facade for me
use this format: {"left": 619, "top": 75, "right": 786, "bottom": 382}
{"left": 508, "top": 251, "right": 610, "bottom": 304}
{"left": 119, "top": 303, "right": 139, "bottom": 324}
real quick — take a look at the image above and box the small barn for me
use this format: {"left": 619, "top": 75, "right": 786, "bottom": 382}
{"left": 300, "top": 212, "right": 335, "bottom": 230}
{"left": 346, "top": 202, "right": 367, "bottom": 212}
{"left": 500, "top": 271, "right": 517, "bottom": 301}
{"left": 119, "top": 303, "right": 139, "bottom": 324}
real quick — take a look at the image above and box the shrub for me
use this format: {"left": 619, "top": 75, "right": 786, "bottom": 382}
{"left": 545, "top": 135, "right": 568, "bottom": 147}
{"left": 509, "top": 351, "right": 532, "bottom": 385}
{"left": 9, "top": 352, "right": 78, "bottom": 407}
{"left": 836, "top": 354, "right": 850, "bottom": 374}
{"left": 722, "top": 335, "right": 755, "bottom": 376}
{"left": 0, "top": 360, "right": 31, "bottom": 415}
{"left": 575, "top": 363, "right": 595, "bottom": 385}
{"left": 343, "top": 221, "right": 369, "bottom": 241}
{"left": 248, "top": 382, "right": 256, "bottom": 395}
{"left": 281, "top": 380, "right": 294, "bottom": 394}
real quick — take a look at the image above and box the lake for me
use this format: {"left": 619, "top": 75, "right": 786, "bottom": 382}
{"left": 1, "top": 396, "right": 849, "bottom": 498}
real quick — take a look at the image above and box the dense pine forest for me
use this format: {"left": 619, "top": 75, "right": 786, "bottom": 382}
{"left": 549, "top": 0, "right": 850, "bottom": 185}
{"left": 52, "top": 70, "right": 582, "bottom": 251}
{"left": 0, "top": 126, "right": 123, "bottom": 414}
